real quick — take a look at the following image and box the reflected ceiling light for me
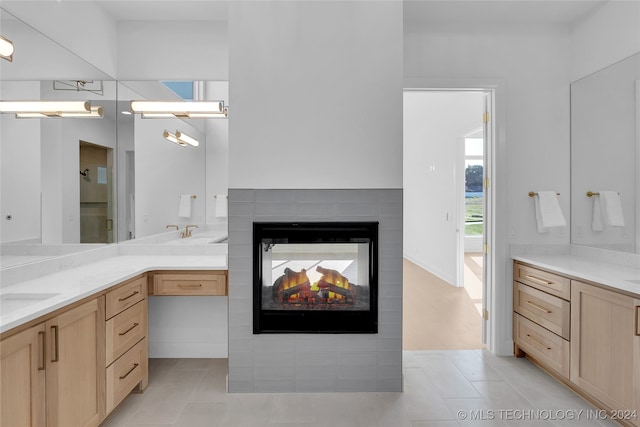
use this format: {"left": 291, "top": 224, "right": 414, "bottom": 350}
{"left": 0, "top": 101, "right": 103, "bottom": 118}
{"left": 16, "top": 106, "right": 104, "bottom": 118}
{"left": 130, "top": 101, "right": 228, "bottom": 118}
{"left": 0, "top": 100, "right": 90, "bottom": 113}
{"left": 175, "top": 131, "right": 199, "bottom": 147}
{"left": 162, "top": 130, "right": 200, "bottom": 147}
{"left": 0, "top": 35, "right": 14, "bottom": 62}
{"left": 163, "top": 130, "right": 186, "bottom": 147}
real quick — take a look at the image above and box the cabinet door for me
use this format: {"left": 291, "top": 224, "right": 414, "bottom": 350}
{"left": 0, "top": 324, "right": 46, "bottom": 427}
{"left": 571, "top": 281, "right": 636, "bottom": 414}
{"left": 46, "top": 297, "right": 106, "bottom": 427}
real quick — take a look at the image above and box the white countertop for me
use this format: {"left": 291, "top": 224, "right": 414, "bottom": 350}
{"left": 512, "top": 253, "right": 640, "bottom": 296}
{"left": 0, "top": 255, "right": 227, "bottom": 334}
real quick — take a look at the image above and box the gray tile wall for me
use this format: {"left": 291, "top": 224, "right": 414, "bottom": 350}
{"left": 227, "top": 189, "right": 403, "bottom": 392}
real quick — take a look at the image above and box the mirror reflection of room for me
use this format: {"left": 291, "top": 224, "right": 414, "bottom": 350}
{"left": 570, "top": 52, "right": 640, "bottom": 254}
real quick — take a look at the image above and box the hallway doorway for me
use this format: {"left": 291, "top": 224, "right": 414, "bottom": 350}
{"left": 403, "top": 89, "right": 493, "bottom": 350}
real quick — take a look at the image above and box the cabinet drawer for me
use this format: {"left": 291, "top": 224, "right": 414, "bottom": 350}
{"left": 514, "top": 283, "right": 570, "bottom": 340}
{"left": 154, "top": 273, "right": 227, "bottom": 296}
{"left": 106, "top": 338, "right": 146, "bottom": 414}
{"left": 106, "top": 300, "right": 146, "bottom": 366}
{"left": 514, "top": 314, "right": 570, "bottom": 379}
{"left": 514, "top": 263, "right": 570, "bottom": 300}
{"left": 106, "top": 276, "right": 146, "bottom": 319}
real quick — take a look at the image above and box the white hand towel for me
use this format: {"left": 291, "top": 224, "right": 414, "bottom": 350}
{"left": 592, "top": 197, "right": 605, "bottom": 231}
{"left": 215, "top": 194, "right": 228, "bottom": 218}
{"left": 534, "top": 191, "right": 566, "bottom": 233}
{"left": 600, "top": 191, "right": 624, "bottom": 227}
{"left": 178, "top": 195, "right": 192, "bottom": 218}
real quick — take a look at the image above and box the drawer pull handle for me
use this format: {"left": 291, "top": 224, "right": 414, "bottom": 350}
{"left": 525, "top": 275, "right": 553, "bottom": 286}
{"left": 177, "top": 283, "right": 203, "bottom": 288}
{"left": 635, "top": 306, "right": 639, "bottom": 337}
{"left": 118, "top": 291, "right": 140, "bottom": 302}
{"left": 119, "top": 322, "right": 140, "bottom": 336}
{"left": 526, "top": 334, "right": 551, "bottom": 350}
{"left": 38, "top": 330, "right": 46, "bottom": 371}
{"left": 119, "top": 363, "right": 139, "bottom": 380}
{"left": 525, "top": 300, "right": 552, "bottom": 314}
{"left": 51, "top": 325, "right": 59, "bottom": 363}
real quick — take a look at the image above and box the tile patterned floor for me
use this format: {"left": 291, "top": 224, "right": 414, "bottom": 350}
{"left": 100, "top": 351, "right": 621, "bottom": 427}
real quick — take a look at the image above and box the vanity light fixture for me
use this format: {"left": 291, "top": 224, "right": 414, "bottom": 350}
{"left": 130, "top": 101, "right": 228, "bottom": 118}
{"left": 0, "top": 35, "right": 14, "bottom": 62}
{"left": 163, "top": 130, "right": 186, "bottom": 147}
{"left": 16, "top": 106, "right": 104, "bottom": 118}
{"left": 162, "top": 130, "right": 200, "bottom": 147}
{"left": 0, "top": 101, "right": 104, "bottom": 118}
{"left": 175, "top": 131, "right": 199, "bottom": 147}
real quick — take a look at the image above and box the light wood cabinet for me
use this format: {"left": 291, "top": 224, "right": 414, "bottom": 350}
{"left": 104, "top": 276, "right": 148, "bottom": 416}
{"left": 0, "top": 324, "right": 46, "bottom": 427}
{"left": 514, "top": 314, "right": 570, "bottom": 378}
{"left": 105, "top": 276, "right": 145, "bottom": 319}
{"left": 106, "top": 339, "right": 147, "bottom": 414}
{"left": 0, "top": 298, "right": 105, "bottom": 427}
{"left": 571, "top": 280, "right": 639, "bottom": 425}
{"left": 514, "top": 261, "right": 640, "bottom": 427}
{"left": 152, "top": 271, "right": 227, "bottom": 296}
{"left": 513, "top": 263, "right": 571, "bottom": 379}
{"left": 45, "top": 297, "right": 105, "bottom": 427}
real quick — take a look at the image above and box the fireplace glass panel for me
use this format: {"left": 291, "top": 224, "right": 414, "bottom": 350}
{"left": 253, "top": 222, "right": 378, "bottom": 334}
{"left": 262, "top": 242, "right": 370, "bottom": 311}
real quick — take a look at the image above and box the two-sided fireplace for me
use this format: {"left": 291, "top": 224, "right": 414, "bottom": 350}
{"left": 253, "top": 222, "right": 378, "bottom": 334}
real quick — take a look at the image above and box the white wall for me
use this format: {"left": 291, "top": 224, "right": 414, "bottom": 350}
{"left": 0, "top": 82, "right": 41, "bottom": 243}
{"left": 403, "top": 91, "right": 483, "bottom": 285}
{"left": 405, "top": 22, "right": 572, "bottom": 354}
{"left": 205, "top": 81, "right": 229, "bottom": 224}
{"left": 117, "top": 21, "right": 228, "bottom": 81}
{"left": 228, "top": 1, "right": 403, "bottom": 189}
{"left": 134, "top": 117, "right": 206, "bottom": 237}
{"left": 1, "top": 0, "right": 118, "bottom": 78}
{"left": 570, "top": 1, "right": 640, "bottom": 81}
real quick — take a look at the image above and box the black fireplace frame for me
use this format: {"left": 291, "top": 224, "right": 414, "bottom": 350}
{"left": 253, "top": 221, "right": 378, "bottom": 334}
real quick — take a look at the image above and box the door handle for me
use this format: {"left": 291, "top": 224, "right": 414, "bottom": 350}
{"left": 38, "top": 331, "right": 46, "bottom": 370}
{"left": 50, "top": 325, "right": 59, "bottom": 363}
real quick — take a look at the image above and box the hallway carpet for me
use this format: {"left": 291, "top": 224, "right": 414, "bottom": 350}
{"left": 403, "top": 258, "right": 485, "bottom": 350}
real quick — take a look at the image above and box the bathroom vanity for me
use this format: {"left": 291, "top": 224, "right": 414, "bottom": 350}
{"left": 0, "top": 251, "right": 227, "bottom": 427}
{"left": 513, "top": 255, "right": 640, "bottom": 426}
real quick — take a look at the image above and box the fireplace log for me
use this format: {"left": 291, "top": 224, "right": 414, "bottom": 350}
{"left": 272, "top": 268, "right": 311, "bottom": 302}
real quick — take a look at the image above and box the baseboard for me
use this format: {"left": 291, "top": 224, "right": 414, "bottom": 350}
{"left": 403, "top": 253, "right": 457, "bottom": 287}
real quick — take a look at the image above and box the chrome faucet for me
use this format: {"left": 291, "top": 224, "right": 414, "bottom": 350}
{"left": 166, "top": 224, "right": 179, "bottom": 230}
{"left": 182, "top": 224, "right": 198, "bottom": 238}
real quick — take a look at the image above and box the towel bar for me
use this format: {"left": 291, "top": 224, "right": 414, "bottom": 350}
{"left": 528, "top": 192, "right": 560, "bottom": 197}
{"left": 586, "top": 191, "right": 619, "bottom": 197}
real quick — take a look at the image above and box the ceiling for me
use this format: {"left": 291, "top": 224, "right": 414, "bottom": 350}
{"left": 94, "top": 0, "right": 229, "bottom": 22}
{"left": 93, "top": 0, "right": 607, "bottom": 26}
{"left": 403, "top": 0, "right": 607, "bottom": 26}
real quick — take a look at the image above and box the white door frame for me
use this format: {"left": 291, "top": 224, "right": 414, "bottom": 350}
{"left": 404, "top": 78, "right": 507, "bottom": 354}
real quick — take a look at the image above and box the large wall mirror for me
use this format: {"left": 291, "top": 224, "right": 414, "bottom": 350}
{"left": 116, "top": 80, "right": 229, "bottom": 242}
{"left": 1, "top": 8, "right": 117, "bottom": 266}
{"left": 1, "top": 9, "right": 230, "bottom": 269}
{"left": 571, "top": 52, "right": 640, "bottom": 253}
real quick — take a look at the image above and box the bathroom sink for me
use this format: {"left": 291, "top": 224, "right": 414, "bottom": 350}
{"left": 0, "top": 293, "right": 60, "bottom": 315}
{"left": 626, "top": 279, "right": 640, "bottom": 285}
